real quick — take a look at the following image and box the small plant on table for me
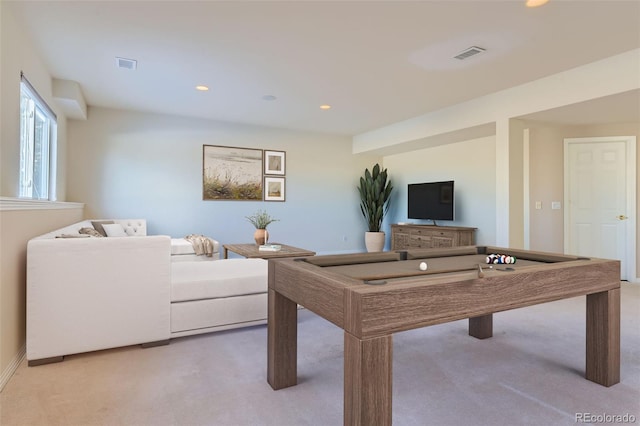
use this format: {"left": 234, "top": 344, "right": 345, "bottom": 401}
{"left": 246, "top": 210, "right": 279, "bottom": 245}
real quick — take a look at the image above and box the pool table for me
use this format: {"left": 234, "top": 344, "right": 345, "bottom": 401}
{"left": 267, "top": 246, "right": 620, "bottom": 426}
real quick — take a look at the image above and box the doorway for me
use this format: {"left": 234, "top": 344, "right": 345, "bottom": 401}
{"left": 564, "top": 136, "right": 636, "bottom": 281}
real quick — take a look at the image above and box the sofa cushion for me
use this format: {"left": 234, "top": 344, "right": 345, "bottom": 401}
{"left": 103, "top": 223, "right": 128, "bottom": 237}
{"left": 115, "top": 219, "right": 147, "bottom": 236}
{"left": 171, "top": 238, "right": 197, "bottom": 255}
{"left": 91, "top": 220, "right": 114, "bottom": 236}
{"left": 171, "top": 259, "right": 267, "bottom": 302}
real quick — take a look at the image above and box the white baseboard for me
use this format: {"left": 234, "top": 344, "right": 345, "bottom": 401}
{"left": 0, "top": 345, "right": 26, "bottom": 393}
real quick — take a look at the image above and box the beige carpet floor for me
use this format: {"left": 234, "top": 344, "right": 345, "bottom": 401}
{"left": 1, "top": 282, "right": 639, "bottom": 426}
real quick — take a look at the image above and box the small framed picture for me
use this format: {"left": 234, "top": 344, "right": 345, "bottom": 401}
{"left": 264, "top": 150, "right": 286, "bottom": 175}
{"left": 264, "top": 176, "right": 285, "bottom": 201}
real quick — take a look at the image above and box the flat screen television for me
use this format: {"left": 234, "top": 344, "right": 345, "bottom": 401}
{"left": 407, "top": 181, "right": 455, "bottom": 222}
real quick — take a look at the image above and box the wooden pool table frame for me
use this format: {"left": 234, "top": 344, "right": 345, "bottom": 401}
{"left": 267, "top": 246, "right": 620, "bottom": 426}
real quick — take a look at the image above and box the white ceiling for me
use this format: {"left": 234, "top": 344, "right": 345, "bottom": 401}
{"left": 7, "top": 0, "right": 640, "bottom": 136}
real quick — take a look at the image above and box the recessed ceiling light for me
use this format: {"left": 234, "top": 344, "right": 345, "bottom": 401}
{"left": 526, "top": 0, "right": 549, "bottom": 7}
{"left": 195, "top": 85, "right": 209, "bottom": 91}
{"left": 262, "top": 95, "right": 277, "bottom": 101}
{"left": 320, "top": 104, "right": 331, "bottom": 110}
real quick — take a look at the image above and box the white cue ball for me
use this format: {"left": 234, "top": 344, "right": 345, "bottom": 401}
{"left": 419, "top": 262, "right": 428, "bottom": 271}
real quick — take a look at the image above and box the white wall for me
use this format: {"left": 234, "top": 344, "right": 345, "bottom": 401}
{"left": 67, "top": 107, "right": 380, "bottom": 254}
{"left": 525, "top": 121, "right": 640, "bottom": 274}
{"left": 383, "top": 135, "right": 497, "bottom": 245}
{"left": 525, "top": 124, "right": 568, "bottom": 253}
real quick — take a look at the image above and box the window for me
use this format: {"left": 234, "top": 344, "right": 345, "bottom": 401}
{"left": 19, "top": 73, "right": 57, "bottom": 200}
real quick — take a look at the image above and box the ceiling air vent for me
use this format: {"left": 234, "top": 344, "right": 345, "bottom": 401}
{"left": 115, "top": 57, "right": 137, "bottom": 70}
{"left": 454, "top": 46, "right": 486, "bottom": 60}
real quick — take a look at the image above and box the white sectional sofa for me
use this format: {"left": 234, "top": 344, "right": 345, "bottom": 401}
{"left": 26, "top": 219, "right": 268, "bottom": 366}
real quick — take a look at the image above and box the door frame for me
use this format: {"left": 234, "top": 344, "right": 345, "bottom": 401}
{"left": 563, "top": 136, "right": 637, "bottom": 282}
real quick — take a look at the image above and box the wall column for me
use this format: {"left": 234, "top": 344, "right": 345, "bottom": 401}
{"left": 495, "top": 118, "right": 510, "bottom": 246}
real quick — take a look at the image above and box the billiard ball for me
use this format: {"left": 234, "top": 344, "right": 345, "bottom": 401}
{"left": 419, "top": 262, "right": 428, "bottom": 271}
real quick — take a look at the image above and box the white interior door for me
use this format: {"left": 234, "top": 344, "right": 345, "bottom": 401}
{"left": 564, "top": 136, "right": 636, "bottom": 281}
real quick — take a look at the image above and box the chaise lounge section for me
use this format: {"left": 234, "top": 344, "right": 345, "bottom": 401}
{"left": 171, "top": 259, "right": 268, "bottom": 337}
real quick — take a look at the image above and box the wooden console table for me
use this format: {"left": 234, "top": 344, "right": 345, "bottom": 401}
{"left": 391, "top": 224, "right": 476, "bottom": 250}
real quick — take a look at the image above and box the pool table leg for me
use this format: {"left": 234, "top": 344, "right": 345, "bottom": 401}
{"left": 586, "top": 288, "right": 620, "bottom": 387}
{"left": 267, "top": 289, "right": 298, "bottom": 390}
{"left": 344, "top": 332, "right": 392, "bottom": 426}
{"left": 469, "top": 314, "right": 493, "bottom": 339}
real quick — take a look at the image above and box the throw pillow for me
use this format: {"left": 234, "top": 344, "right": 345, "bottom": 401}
{"left": 55, "top": 234, "right": 91, "bottom": 238}
{"left": 103, "top": 223, "right": 128, "bottom": 237}
{"left": 91, "top": 220, "right": 114, "bottom": 237}
{"left": 79, "top": 227, "right": 104, "bottom": 237}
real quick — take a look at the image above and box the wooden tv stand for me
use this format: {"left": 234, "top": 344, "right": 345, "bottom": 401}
{"left": 391, "top": 224, "right": 476, "bottom": 250}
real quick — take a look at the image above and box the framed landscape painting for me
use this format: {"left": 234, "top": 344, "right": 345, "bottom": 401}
{"left": 264, "top": 176, "right": 285, "bottom": 201}
{"left": 264, "top": 150, "right": 285, "bottom": 175}
{"left": 203, "top": 145, "right": 263, "bottom": 200}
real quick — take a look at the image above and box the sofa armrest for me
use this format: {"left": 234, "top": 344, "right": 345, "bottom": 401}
{"left": 26, "top": 235, "right": 171, "bottom": 361}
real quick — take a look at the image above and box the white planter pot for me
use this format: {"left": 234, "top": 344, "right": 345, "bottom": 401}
{"left": 364, "top": 231, "right": 385, "bottom": 252}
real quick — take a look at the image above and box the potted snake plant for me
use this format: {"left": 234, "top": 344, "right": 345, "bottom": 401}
{"left": 357, "top": 163, "right": 393, "bottom": 252}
